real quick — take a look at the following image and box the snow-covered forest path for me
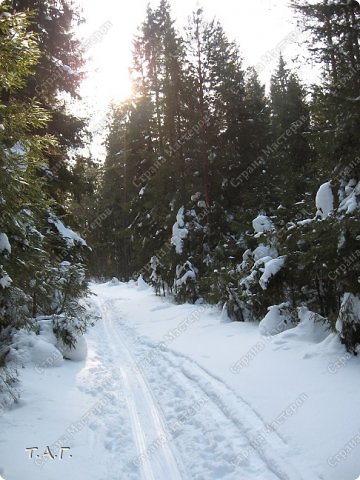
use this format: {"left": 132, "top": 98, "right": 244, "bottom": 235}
{"left": 5, "top": 280, "right": 360, "bottom": 480}
{"left": 95, "top": 296, "right": 183, "bottom": 480}
{"left": 86, "top": 282, "right": 322, "bottom": 480}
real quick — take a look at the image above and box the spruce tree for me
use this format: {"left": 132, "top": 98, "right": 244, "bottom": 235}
{"left": 284, "top": 0, "right": 360, "bottom": 351}
{"left": 268, "top": 54, "right": 312, "bottom": 212}
{"left": 10, "top": 0, "right": 86, "bottom": 204}
{"left": 1, "top": 2, "right": 90, "bottom": 405}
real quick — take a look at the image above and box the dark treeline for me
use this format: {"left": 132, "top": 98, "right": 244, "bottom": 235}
{"left": 0, "top": 0, "right": 94, "bottom": 398}
{"left": 86, "top": 0, "right": 360, "bottom": 352}
{"left": 1, "top": 0, "right": 360, "bottom": 406}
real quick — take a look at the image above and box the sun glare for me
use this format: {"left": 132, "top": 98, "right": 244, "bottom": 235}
{"left": 81, "top": 31, "right": 134, "bottom": 104}
{"left": 76, "top": 0, "right": 140, "bottom": 106}
{"left": 77, "top": 0, "right": 296, "bottom": 108}
{"left": 75, "top": 0, "right": 298, "bottom": 159}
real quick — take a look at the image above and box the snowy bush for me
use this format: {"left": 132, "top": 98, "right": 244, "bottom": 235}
{"left": 338, "top": 180, "right": 360, "bottom": 215}
{"left": 149, "top": 256, "right": 166, "bottom": 296}
{"left": 0, "top": 365, "right": 19, "bottom": 410}
{"left": 224, "top": 283, "right": 253, "bottom": 322}
{"left": 296, "top": 307, "right": 330, "bottom": 343}
{"left": 0, "top": 287, "right": 32, "bottom": 330}
{"left": 56, "top": 334, "right": 87, "bottom": 361}
{"left": 219, "top": 215, "right": 287, "bottom": 321}
{"left": 7, "top": 329, "right": 63, "bottom": 368}
{"left": 52, "top": 303, "right": 92, "bottom": 350}
{"left": 336, "top": 293, "right": 360, "bottom": 353}
{"left": 259, "top": 303, "right": 295, "bottom": 336}
{"left": 174, "top": 261, "right": 198, "bottom": 303}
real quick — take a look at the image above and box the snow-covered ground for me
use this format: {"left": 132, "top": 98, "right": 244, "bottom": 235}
{"left": 1, "top": 280, "right": 360, "bottom": 480}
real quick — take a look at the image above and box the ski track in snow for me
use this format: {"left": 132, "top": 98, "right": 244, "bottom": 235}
{"left": 90, "top": 288, "right": 323, "bottom": 480}
{"left": 97, "top": 297, "right": 184, "bottom": 480}
{"left": 0, "top": 283, "right": 326, "bottom": 480}
{"left": 76, "top": 307, "right": 138, "bottom": 480}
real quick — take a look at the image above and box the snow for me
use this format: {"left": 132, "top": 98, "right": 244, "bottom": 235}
{"left": 62, "top": 64, "right": 75, "bottom": 75}
{"left": 254, "top": 255, "right": 273, "bottom": 267}
{"left": 296, "top": 218, "right": 313, "bottom": 227}
{"left": 338, "top": 180, "right": 360, "bottom": 215}
{"left": 38, "top": 317, "right": 59, "bottom": 345}
{"left": 252, "top": 214, "right": 274, "bottom": 234}
{"left": 0, "top": 273, "right": 12, "bottom": 289}
{"left": 253, "top": 244, "right": 278, "bottom": 262}
{"left": 0, "top": 233, "right": 11, "bottom": 254}
{"left": 57, "top": 335, "right": 88, "bottom": 362}
{"left": 175, "top": 269, "right": 196, "bottom": 287}
{"left": 175, "top": 261, "right": 197, "bottom": 287}
{"left": 259, "top": 256, "right": 286, "bottom": 290}
{"left": 191, "top": 192, "right": 201, "bottom": 202}
{"left": 9, "top": 141, "right": 26, "bottom": 156}
{"left": 1, "top": 282, "right": 360, "bottom": 480}
{"left": 54, "top": 58, "right": 74, "bottom": 75}
{"left": 259, "top": 303, "right": 293, "bottom": 336}
{"left": 137, "top": 275, "right": 150, "bottom": 291}
{"left": 315, "top": 181, "right": 334, "bottom": 219}
{"left": 171, "top": 207, "right": 188, "bottom": 254}
{"left": 295, "top": 307, "right": 330, "bottom": 343}
{"left": 48, "top": 215, "right": 87, "bottom": 248}
{"left": 336, "top": 293, "right": 360, "bottom": 334}
{"left": 7, "top": 330, "right": 64, "bottom": 368}
{"left": 220, "top": 304, "right": 231, "bottom": 323}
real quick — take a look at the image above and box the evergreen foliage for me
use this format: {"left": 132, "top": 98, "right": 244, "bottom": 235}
{"left": 0, "top": 0, "right": 91, "bottom": 401}
{"left": 89, "top": 1, "right": 360, "bottom": 353}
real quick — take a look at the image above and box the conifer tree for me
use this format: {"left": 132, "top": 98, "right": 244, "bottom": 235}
{"left": 268, "top": 55, "right": 312, "bottom": 211}
{"left": 1, "top": 2, "right": 90, "bottom": 402}
{"left": 283, "top": 0, "right": 360, "bottom": 351}
{"left": 10, "top": 0, "right": 87, "bottom": 204}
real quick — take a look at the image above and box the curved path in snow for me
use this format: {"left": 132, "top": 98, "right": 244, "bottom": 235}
{"left": 91, "top": 285, "right": 323, "bottom": 480}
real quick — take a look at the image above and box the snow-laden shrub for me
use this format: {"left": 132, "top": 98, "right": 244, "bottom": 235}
{"left": 259, "top": 303, "right": 295, "bottom": 336}
{"left": 46, "top": 262, "right": 87, "bottom": 315}
{"left": 56, "top": 334, "right": 87, "bottom": 361}
{"left": 0, "top": 287, "right": 31, "bottom": 330}
{"left": 174, "top": 261, "right": 198, "bottom": 303}
{"left": 338, "top": 179, "right": 360, "bottom": 215}
{"left": 52, "top": 298, "right": 93, "bottom": 349}
{"left": 336, "top": 293, "right": 360, "bottom": 353}
{"left": 6, "top": 329, "right": 63, "bottom": 368}
{"left": 149, "top": 256, "right": 166, "bottom": 296}
{"left": 225, "top": 284, "right": 254, "bottom": 322}
{"left": 0, "top": 328, "right": 20, "bottom": 409}
{"left": 295, "top": 307, "right": 330, "bottom": 343}
{"left": 193, "top": 211, "right": 288, "bottom": 322}
{"left": 0, "top": 364, "right": 19, "bottom": 411}
{"left": 219, "top": 215, "right": 287, "bottom": 321}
